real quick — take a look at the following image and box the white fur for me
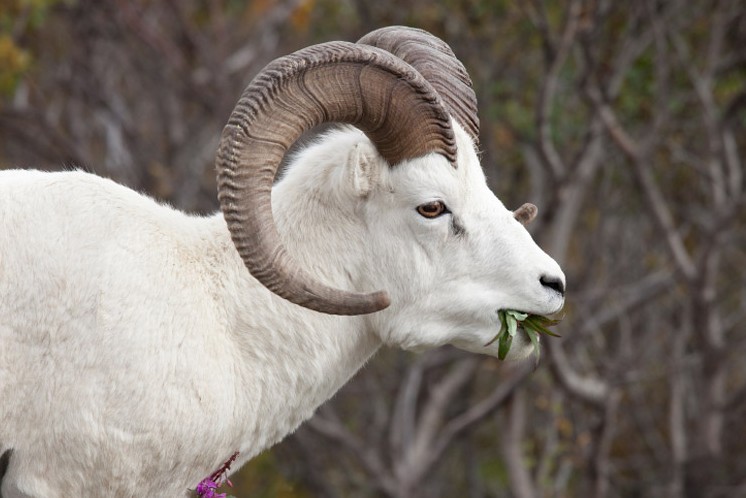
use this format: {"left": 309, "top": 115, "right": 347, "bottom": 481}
{"left": 0, "top": 123, "right": 564, "bottom": 496}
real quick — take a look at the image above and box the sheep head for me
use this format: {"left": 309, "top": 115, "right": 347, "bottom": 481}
{"left": 344, "top": 123, "right": 564, "bottom": 358}
{"left": 215, "top": 27, "right": 565, "bottom": 358}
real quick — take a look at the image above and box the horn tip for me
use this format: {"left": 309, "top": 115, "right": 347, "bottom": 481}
{"left": 372, "top": 290, "right": 392, "bottom": 311}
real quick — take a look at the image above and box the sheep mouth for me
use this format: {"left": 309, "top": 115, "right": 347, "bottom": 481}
{"left": 486, "top": 309, "right": 562, "bottom": 361}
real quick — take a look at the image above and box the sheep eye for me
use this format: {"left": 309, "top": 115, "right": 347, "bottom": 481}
{"left": 416, "top": 201, "right": 448, "bottom": 218}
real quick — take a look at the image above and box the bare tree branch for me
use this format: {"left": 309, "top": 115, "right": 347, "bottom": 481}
{"left": 428, "top": 361, "right": 534, "bottom": 465}
{"left": 546, "top": 338, "right": 609, "bottom": 407}
{"left": 306, "top": 406, "right": 398, "bottom": 496}
{"left": 397, "top": 359, "right": 480, "bottom": 490}
{"left": 534, "top": 0, "right": 582, "bottom": 179}
{"left": 502, "top": 391, "right": 536, "bottom": 498}
{"left": 589, "top": 89, "right": 698, "bottom": 281}
{"left": 591, "top": 389, "right": 622, "bottom": 498}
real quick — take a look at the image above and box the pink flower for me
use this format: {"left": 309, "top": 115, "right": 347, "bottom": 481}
{"left": 195, "top": 451, "right": 239, "bottom": 498}
{"left": 195, "top": 478, "right": 226, "bottom": 498}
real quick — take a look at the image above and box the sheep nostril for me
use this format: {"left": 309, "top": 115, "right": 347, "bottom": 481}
{"left": 540, "top": 275, "right": 565, "bottom": 296}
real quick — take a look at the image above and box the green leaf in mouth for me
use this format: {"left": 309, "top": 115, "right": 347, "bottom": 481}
{"left": 487, "top": 310, "right": 562, "bottom": 362}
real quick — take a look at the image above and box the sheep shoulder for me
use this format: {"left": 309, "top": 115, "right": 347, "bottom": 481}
{"left": 0, "top": 170, "right": 256, "bottom": 494}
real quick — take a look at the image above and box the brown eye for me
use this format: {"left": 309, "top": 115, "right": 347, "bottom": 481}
{"left": 416, "top": 201, "right": 448, "bottom": 218}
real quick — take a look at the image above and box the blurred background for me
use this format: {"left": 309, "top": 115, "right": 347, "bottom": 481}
{"left": 1, "top": 0, "right": 745, "bottom": 497}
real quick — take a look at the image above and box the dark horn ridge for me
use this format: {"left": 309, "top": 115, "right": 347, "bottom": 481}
{"left": 358, "top": 26, "right": 480, "bottom": 146}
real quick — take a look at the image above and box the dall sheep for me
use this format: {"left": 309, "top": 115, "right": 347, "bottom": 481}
{"left": 0, "top": 27, "right": 565, "bottom": 497}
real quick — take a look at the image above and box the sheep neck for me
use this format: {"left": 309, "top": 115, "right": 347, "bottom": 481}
{"left": 203, "top": 178, "right": 380, "bottom": 460}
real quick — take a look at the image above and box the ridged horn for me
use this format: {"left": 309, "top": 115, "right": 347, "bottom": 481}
{"left": 216, "top": 41, "right": 456, "bottom": 316}
{"left": 358, "top": 26, "right": 480, "bottom": 145}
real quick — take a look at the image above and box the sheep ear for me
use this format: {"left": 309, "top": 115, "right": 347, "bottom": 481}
{"left": 514, "top": 203, "right": 538, "bottom": 225}
{"left": 348, "top": 141, "right": 382, "bottom": 197}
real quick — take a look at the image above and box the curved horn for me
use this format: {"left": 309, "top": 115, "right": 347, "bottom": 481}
{"left": 358, "top": 26, "right": 480, "bottom": 145}
{"left": 216, "top": 41, "right": 456, "bottom": 316}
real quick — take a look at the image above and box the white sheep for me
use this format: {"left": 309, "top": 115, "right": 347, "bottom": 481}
{"left": 0, "top": 27, "right": 565, "bottom": 497}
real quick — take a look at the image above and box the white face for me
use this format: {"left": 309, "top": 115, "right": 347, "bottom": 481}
{"left": 357, "top": 126, "right": 565, "bottom": 359}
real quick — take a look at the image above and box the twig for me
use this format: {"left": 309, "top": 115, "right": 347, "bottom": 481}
{"left": 535, "top": 0, "right": 582, "bottom": 179}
